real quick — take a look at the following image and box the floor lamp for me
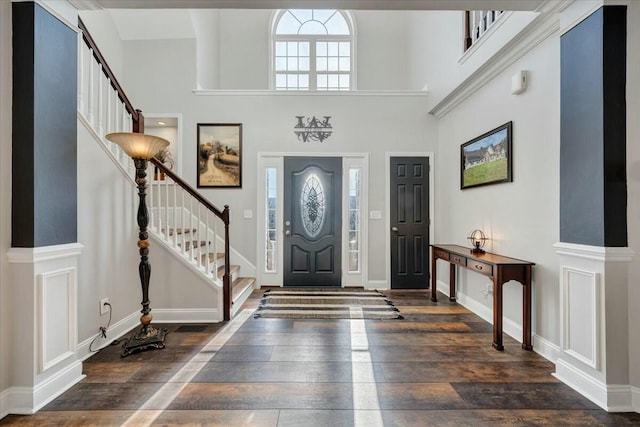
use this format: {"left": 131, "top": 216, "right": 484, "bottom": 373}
{"left": 105, "top": 132, "right": 170, "bottom": 357}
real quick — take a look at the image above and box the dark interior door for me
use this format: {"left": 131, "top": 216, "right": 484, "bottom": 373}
{"left": 390, "top": 157, "right": 430, "bottom": 289}
{"left": 284, "top": 157, "right": 342, "bottom": 287}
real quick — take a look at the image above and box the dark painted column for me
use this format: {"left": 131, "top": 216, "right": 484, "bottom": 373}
{"left": 560, "top": 6, "right": 627, "bottom": 247}
{"left": 12, "top": 2, "right": 77, "bottom": 247}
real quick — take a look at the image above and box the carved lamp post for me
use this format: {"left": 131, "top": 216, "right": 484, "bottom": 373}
{"left": 105, "top": 132, "right": 170, "bottom": 357}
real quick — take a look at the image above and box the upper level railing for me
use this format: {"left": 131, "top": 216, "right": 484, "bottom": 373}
{"left": 78, "top": 17, "right": 232, "bottom": 321}
{"left": 464, "top": 10, "right": 505, "bottom": 51}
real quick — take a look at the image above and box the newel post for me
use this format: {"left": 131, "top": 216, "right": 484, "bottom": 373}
{"left": 223, "top": 205, "right": 231, "bottom": 321}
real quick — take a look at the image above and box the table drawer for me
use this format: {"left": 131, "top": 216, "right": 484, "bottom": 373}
{"left": 434, "top": 248, "right": 449, "bottom": 260}
{"left": 468, "top": 260, "right": 493, "bottom": 276}
{"left": 450, "top": 254, "right": 467, "bottom": 267}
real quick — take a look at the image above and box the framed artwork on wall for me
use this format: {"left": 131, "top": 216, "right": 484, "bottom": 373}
{"left": 460, "top": 121, "right": 512, "bottom": 189}
{"left": 197, "top": 123, "right": 242, "bottom": 188}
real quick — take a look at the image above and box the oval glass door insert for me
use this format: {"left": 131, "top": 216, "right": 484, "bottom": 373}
{"left": 301, "top": 174, "right": 325, "bottom": 238}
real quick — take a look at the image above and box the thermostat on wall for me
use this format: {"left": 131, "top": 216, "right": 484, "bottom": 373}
{"left": 511, "top": 70, "right": 528, "bottom": 95}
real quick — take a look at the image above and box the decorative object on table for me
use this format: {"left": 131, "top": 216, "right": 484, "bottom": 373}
{"left": 294, "top": 115, "right": 333, "bottom": 142}
{"left": 153, "top": 147, "right": 174, "bottom": 180}
{"left": 197, "top": 123, "right": 242, "bottom": 188}
{"left": 460, "top": 121, "right": 512, "bottom": 189}
{"left": 105, "top": 132, "right": 170, "bottom": 357}
{"left": 467, "top": 229, "right": 488, "bottom": 254}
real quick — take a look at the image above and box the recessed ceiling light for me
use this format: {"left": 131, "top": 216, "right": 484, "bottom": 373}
{"left": 157, "top": 121, "right": 166, "bottom": 126}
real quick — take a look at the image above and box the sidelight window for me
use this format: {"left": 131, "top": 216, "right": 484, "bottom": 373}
{"left": 265, "top": 168, "right": 277, "bottom": 272}
{"left": 348, "top": 168, "right": 361, "bottom": 272}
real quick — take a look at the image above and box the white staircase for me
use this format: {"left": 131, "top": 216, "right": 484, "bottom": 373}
{"left": 77, "top": 17, "right": 255, "bottom": 320}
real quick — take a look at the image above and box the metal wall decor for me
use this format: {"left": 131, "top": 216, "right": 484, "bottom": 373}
{"left": 294, "top": 116, "right": 333, "bottom": 142}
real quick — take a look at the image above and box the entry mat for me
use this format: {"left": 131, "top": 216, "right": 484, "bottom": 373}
{"left": 254, "top": 289, "right": 403, "bottom": 320}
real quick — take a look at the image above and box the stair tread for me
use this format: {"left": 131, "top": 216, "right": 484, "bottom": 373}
{"left": 163, "top": 228, "right": 197, "bottom": 236}
{"left": 178, "top": 240, "right": 210, "bottom": 251}
{"left": 199, "top": 252, "right": 224, "bottom": 265}
{"left": 218, "top": 264, "right": 240, "bottom": 279}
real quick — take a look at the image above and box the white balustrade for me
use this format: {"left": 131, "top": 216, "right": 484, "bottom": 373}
{"left": 78, "top": 30, "right": 225, "bottom": 289}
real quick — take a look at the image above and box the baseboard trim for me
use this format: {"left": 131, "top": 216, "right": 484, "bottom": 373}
{"left": 1, "top": 361, "right": 84, "bottom": 416}
{"left": 554, "top": 358, "right": 609, "bottom": 410}
{"left": 633, "top": 386, "right": 640, "bottom": 413}
{"left": 78, "top": 308, "right": 221, "bottom": 363}
{"left": 532, "top": 333, "right": 560, "bottom": 363}
{"left": 554, "top": 359, "right": 638, "bottom": 412}
{"left": 78, "top": 311, "right": 140, "bottom": 361}
{"left": 33, "top": 361, "right": 84, "bottom": 413}
{"left": 152, "top": 308, "right": 220, "bottom": 323}
{"left": 366, "top": 280, "right": 388, "bottom": 290}
{"left": 437, "top": 280, "right": 558, "bottom": 363}
{"left": 0, "top": 388, "right": 9, "bottom": 419}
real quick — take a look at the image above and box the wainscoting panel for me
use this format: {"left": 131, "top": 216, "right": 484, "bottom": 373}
{"left": 561, "top": 266, "right": 599, "bottom": 369}
{"left": 38, "top": 267, "right": 77, "bottom": 372}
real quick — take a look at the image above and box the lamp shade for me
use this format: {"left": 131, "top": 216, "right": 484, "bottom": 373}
{"left": 105, "top": 132, "right": 169, "bottom": 160}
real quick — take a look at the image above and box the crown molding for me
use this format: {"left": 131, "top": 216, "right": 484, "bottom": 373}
{"left": 429, "top": 0, "right": 574, "bottom": 119}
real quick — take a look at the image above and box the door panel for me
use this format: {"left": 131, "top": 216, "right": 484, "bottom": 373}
{"left": 284, "top": 157, "right": 342, "bottom": 287}
{"left": 390, "top": 157, "right": 430, "bottom": 289}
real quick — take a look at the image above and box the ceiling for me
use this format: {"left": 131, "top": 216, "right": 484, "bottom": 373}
{"left": 73, "top": 0, "right": 546, "bottom": 11}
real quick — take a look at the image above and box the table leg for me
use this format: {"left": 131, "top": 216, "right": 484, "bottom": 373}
{"left": 492, "top": 276, "right": 504, "bottom": 351}
{"left": 522, "top": 265, "right": 533, "bottom": 350}
{"left": 431, "top": 253, "right": 438, "bottom": 302}
{"left": 449, "top": 263, "right": 456, "bottom": 302}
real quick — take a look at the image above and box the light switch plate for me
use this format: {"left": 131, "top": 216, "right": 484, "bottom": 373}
{"left": 369, "top": 211, "right": 382, "bottom": 220}
{"left": 243, "top": 210, "right": 253, "bottom": 219}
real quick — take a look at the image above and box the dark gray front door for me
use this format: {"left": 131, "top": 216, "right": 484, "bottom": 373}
{"left": 390, "top": 157, "right": 430, "bottom": 289}
{"left": 284, "top": 157, "right": 342, "bottom": 287}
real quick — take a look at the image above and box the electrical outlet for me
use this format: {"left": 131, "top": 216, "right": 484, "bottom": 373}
{"left": 100, "top": 298, "right": 110, "bottom": 315}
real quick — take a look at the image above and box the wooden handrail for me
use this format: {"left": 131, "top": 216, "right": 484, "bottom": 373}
{"left": 150, "top": 159, "right": 228, "bottom": 223}
{"left": 78, "top": 17, "right": 142, "bottom": 129}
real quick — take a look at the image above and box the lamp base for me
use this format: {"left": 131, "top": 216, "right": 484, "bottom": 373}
{"left": 470, "top": 248, "right": 485, "bottom": 254}
{"left": 121, "top": 325, "right": 168, "bottom": 357}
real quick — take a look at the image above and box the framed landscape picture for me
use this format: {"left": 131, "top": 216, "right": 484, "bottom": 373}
{"left": 197, "top": 123, "right": 242, "bottom": 188}
{"left": 460, "top": 121, "right": 512, "bottom": 189}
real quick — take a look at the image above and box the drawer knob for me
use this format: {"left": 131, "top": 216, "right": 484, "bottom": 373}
{"left": 475, "top": 264, "right": 483, "bottom": 270}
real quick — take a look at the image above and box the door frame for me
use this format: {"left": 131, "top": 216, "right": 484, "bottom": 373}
{"left": 257, "top": 152, "right": 369, "bottom": 288}
{"left": 385, "top": 152, "right": 435, "bottom": 289}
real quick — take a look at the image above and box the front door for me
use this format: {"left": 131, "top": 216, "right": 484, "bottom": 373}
{"left": 284, "top": 157, "right": 342, "bottom": 287}
{"left": 390, "top": 157, "right": 430, "bottom": 289}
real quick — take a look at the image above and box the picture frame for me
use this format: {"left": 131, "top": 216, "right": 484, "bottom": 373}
{"left": 197, "top": 123, "right": 242, "bottom": 188}
{"left": 460, "top": 121, "right": 512, "bottom": 190}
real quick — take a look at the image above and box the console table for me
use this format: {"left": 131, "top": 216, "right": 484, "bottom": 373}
{"left": 430, "top": 244, "right": 535, "bottom": 351}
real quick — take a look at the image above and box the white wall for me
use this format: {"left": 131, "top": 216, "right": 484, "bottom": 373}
{"left": 408, "top": 11, "right": 463, "bottom": 96}
{"left": 0, "top": 0, "right": 12, "bottom": 407}
{"left": 410, "top": 10, "right": 539, "bottom": 110}
{"left": 435, "top": 35, "right": 561, "bottom": 347}
{"left": 76, "top": 124, "right": 141, "bottom": 341}
{"left": 186, "top": 9, "right": 418, "bottom": 90}
{"left": 218, "top": 9, "right": 270, "bottom": 89}
{"left": 121, "top": 37, "right": 436, "bottom": 284}
{"left": 354, "top": 11, "right": 412, "bottom": 90}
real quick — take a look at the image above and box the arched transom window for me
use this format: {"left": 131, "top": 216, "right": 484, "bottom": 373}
{"left": 273, "top": 9, "right": 353, "bottom": 91}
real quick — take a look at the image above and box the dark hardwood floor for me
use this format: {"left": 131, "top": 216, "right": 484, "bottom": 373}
{"left": 2, "top": 289, "right": 639, "bottom": 426}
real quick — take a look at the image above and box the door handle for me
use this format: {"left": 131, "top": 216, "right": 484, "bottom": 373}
{"left": 285, "top": 230, "right": 290, "bottom": 236}
{"left": 391, "top": 226, "right": 398, "bottom": 232}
